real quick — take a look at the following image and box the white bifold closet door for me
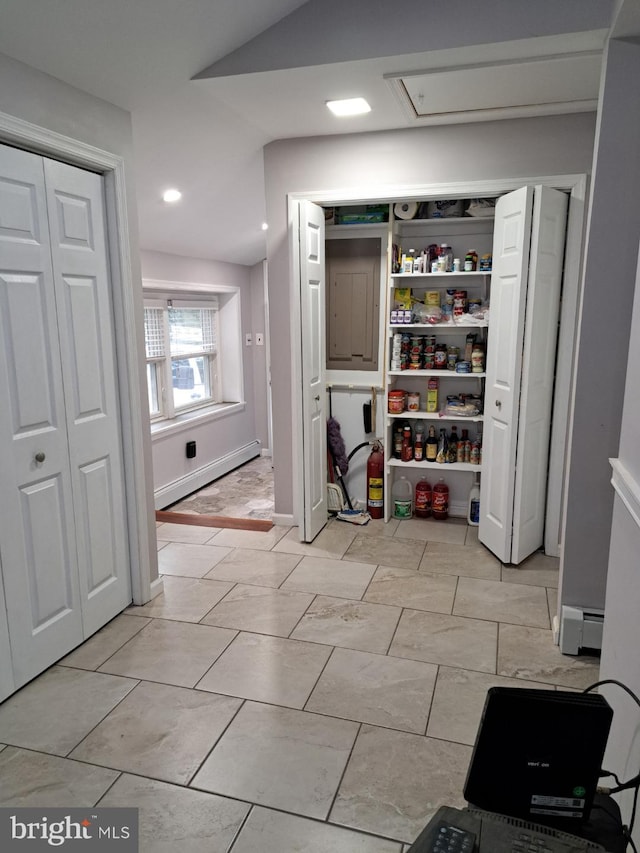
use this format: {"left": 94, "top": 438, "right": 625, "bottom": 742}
{"left": 0, "top": 143, "right": 130, "bottom": 698}
{"left": 479, "top": 185, "right": 568, "bottom": 565}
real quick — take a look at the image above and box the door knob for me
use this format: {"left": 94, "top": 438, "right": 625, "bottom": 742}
{"left": 34, "top": 452, "right": 46, "bottom": 463}
{"left": 495, "top": 400, "right": 502, "bottom": 409}
{"left": 314, "top": 395, "right": 320, "bottom": 401}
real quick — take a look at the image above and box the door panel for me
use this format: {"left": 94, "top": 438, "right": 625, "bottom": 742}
{"left": 479, "top": 186, "right": 534, "bottom": 563}
{"left": 299, "top": 200, "right": 327, "bottom": 541}
{"left": 44, "top": 158, "right": 131, "bottom": 634}
{"left": 511, "top": 186, "right": 568, "bottom": 564}
{"left": 0, "top": 145, "right": 83, "bottom": 689}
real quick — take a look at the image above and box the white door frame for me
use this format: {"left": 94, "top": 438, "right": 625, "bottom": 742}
{"left": 0, "top": 110, "right": 157, "bottom": 606}
{"left": 289, "top": 173, "right": 588, "bottom": 551}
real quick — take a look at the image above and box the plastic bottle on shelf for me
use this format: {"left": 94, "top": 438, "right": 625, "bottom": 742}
{"left": 401, "top": 424, "right": 414, "bottom": 461}
{"left": 457, "top": 428, "right": 468, "bottom": 463}
{"left": 467, "top": 473, "right": 481, "bottom": 526}
{"left": 470, "top": 436, "right": 481, "bottom": 465}
{"left": 447, "top": 425, "right": 459, "bottom": 463}
{"left": 392, "top": 476, "right": 413, "bottom": 519}
{"left": 436, "top": 428, "right": 448, "bottom": 463}
{"left": 414, "top": 420, "right": 425, "bottom": 461}
{"left": 415, "top": 477, "right": 432, "bottom": 518}
{"left": 426, "top": 425, "right": 438, "bottom": 461}
{"left": 432, "top": 478, "right": 449, "bottom": 519}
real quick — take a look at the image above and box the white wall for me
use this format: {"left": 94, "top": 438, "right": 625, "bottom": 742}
{"left": 0, "top": 49, "right": 158, "bottom": 587}
{"left": 140, "top": 249, "right": 268, "bottom": 506}
{"left": 264, "top": 113, "right": 597, "bottom": 517}
{"left": 560, "top": 36, "right": 640, "bottom": 613}
{"left": 250, "top": 261, "right": 271, "bottom": 453}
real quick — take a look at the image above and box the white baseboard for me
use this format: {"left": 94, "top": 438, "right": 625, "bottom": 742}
{"left": 559, "top": 605, "right": 604, "bottom": 655}
{"left": 272, "top": 513, "right": 295, "bottom": 526}
{"left": 154, "top": 441, "right": 261, "bottom": 509}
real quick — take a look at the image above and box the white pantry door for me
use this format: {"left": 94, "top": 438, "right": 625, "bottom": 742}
{"left": 44, "top": 157, "right": 131, "bottom": 635}
{"left": 480, "top": 185, "right": 568, "bottom": 564}
{"left": 0, "top": 144, "right": 131, "bottom": 694}
{"left": 511, "top": 186, "right": 568, "bottom": 564}
{"left": 298, "top": 200, "right": 327, "bottom": 541}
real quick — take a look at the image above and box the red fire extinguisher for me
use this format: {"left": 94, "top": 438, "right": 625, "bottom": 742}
{"left": 367, "top": 442, "right": 384, "bottom": 519}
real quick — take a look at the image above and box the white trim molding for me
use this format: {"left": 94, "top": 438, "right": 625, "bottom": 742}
{"left": 610, "top": 457, "right": 640, "bottom": 529}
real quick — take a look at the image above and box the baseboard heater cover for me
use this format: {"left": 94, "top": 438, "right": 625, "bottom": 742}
{"left": 559, "top": 605, "right": 604, "bottom": 655}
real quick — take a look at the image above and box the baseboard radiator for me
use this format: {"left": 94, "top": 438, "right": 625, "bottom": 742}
{"left": 559, "top": 605, "right": 605, "bottom": 655}
{"left": 154, "top": 440, "right": 261, "bottom": 509}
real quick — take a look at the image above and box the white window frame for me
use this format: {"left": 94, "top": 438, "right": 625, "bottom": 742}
{"left": 142, "top": 279, "right": 244, "bottom": 429}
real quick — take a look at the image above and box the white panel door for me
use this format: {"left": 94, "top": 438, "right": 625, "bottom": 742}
{"left": 0, "top": 144, "right": 84, "bottom": 688}
{"left": 511, "top": 186, "right": 568, "bottom": 564}
{"left": 299, "top": 200, "right": 327, "bottom": 541}
{"left": 479, "top": 186, "right": 534, "bottom": 563}
{"left": 44, "top": 158, "right": 131, "bottom": 633}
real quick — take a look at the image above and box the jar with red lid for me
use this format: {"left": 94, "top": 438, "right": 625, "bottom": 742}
{"left": 388, "top": 390, "right": 406, "bottom": 413}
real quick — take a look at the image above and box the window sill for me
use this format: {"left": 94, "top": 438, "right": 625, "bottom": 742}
{"left": 150, "top": 401, "right": 246, "bottom": 439}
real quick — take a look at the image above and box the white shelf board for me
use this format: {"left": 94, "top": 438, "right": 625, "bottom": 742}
{"left": 389, "top": 370, "right": 486, "bottom": 378}
{"left": 387, "top": 412, "right": 483, "bottom": 422}
{"left": 388, "top": 459, "right": 482, "bottom": 472}
{"left": 389, "top": 322, "right": 488, "bottom": 331}
{"left": 391, "top": 271, "right": 491, "bottom": 279}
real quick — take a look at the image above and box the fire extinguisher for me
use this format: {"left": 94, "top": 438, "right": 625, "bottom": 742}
{"left": 367, "top": 441, "right": 384, "bottom": 519}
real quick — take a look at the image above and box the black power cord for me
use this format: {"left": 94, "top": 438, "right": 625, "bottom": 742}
{"left": 583, "top": 679, "right": 640, "bottom": 850}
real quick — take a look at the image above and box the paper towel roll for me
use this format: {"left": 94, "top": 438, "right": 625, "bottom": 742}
{"left": 394, "top": 201, "right": 418, "bottom": 220}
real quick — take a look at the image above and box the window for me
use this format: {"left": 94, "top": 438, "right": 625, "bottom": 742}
{"left": 143, "top": 297, "right": 220, "bottom": 420}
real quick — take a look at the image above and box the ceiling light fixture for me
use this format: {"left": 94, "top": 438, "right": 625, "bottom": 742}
{"left": 261, "top": 222, "right": 269, "bottom": 231}
{"left": 162, "top": 188, "right": 182, "bottom": 203}
{"left": 326, "top": 97, "right": 371, "bottom": 117}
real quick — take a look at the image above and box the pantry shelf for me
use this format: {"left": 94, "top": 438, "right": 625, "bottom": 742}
{"left": 390, "top": 272, "right": 491, "bottom": 279}
{"left": 388, "top": 459, "right": 482, "bottom": 473}
{"left": 389, "top": 322, "right": 489, "bottom": 331}
{"left": 388, "top": 369, "right": 486, "bottom": 378}
{"left": 387, "top": 412, "right": 484, "bottom": 423}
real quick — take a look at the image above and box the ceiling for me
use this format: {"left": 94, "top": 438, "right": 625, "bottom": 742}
{"left": 0, "top": 0, "right": 620, "bottom": 267}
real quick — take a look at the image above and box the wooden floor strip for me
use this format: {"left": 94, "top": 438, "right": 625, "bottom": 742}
{"left": 156, "top": 510, "right": 273, "bottom": 532}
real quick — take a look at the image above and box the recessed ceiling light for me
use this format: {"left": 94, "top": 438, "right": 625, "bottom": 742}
{"left": 162, "top": 188, "right": 182, "bottom": 203}
{"left": 261, "top": 222, "right": 269, "bottom": 231}
{"left": 326, "top": 97, "right": 371, "bottom": 117}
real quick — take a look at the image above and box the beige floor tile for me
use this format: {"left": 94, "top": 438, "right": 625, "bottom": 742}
{"left": 232, "top": 807, "right": 402, "bottom": 853}
{"left": 60, "top": 614, "right": 151, "bottom": 670}
{"left": 547, "top": 587, "right": 559, "bottom": 624}
{"left": 498, "top": 624, "right": 601, "bottom": 688}
{"left": 156, "top": 522, "right": 221, "bottom": 544}
{"left": 427, "top": 667, "right": 552, "bottom": 745}
{"left": 158, "top": 542, "right": 233, "bottom": 577}
{"left": 502, "top": 554, "right": 559, "bottom": 588}
{"left": 201, "top": 583, "right": 314, "bottom": 636}
{"left": 204, "top": 525, "right": 289, "bottom": 550}
{"left": 306, "top": 647, "right": 437, "bottom": 734}
{"left": 204, "top": 548, "right": 301, "bottom": 587}
{"left": 197, "top": 632, "right": 331, "bottom": 708}
{"left": 342, "top": 534, "right": 426, "bottom": 570}
{"left": 125, "top": 575, "right": 234, "bottom": 622}
{"left": 364, "top": 565, "right": 457, "bottom": 613}
{"left": 191, "top": 702, "right": 358, "bottom": 819}
{"left": 98, "top": 773, "right": 250, "bottom": 853}
{"left": 97, "top": 619, "right": 236, "bottom": 687}
{"left": 394, "top": 518, "right": 468, "bottom": 545}
{"left": 389, "top": 610, "right": 497, "bottom": 673}
{"left": 419, "top": 542, "right": 501, "bottom": 579}
{"left": 282, "top": 555, "right": 377, "bottom": 599}
{"left": 273, "top": 525, "right": 358, "bottom": 559}
{"left": 327, "top": 517, "right": 401, "bottom": 538}
{"left": 330, "top": 725, "right": 471, "bottom": 844}
{"left": 70, "top": 681, "right": 241, "bottom": 785}
{"left": 0, "top": 746, "right": 119, "bottom": 807}
{"left": 291, "top": 595, "right": 402, "bottom": 654}
{"left": 453, "top": 577, "right": 550, "bottom": 628}
{"left": 0, "top": 667, "right": 137, "bottom": 755}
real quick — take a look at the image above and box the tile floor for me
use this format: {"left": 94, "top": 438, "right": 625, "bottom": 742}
{"left": 0, "top": 516, "right": 602, "bottom": 852}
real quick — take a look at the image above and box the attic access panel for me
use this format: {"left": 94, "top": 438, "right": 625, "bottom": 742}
{"left": 387, "top": 52, "right": 601, "bottom": 123}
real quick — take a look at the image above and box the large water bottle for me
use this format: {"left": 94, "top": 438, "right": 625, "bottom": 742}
{"left": 392, "top": 476, "right": 413, "bottom": 519}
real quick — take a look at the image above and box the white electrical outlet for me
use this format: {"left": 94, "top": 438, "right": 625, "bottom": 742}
{"left": 256, "top": 333, "right": 264, "bottom": 345}
{"left": 245, "top": 333, "right": 252, "bottom": 346}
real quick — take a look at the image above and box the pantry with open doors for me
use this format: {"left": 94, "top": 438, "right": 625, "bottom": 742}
{"left": 384, "top": 185, "right": 569, "bottom": 565}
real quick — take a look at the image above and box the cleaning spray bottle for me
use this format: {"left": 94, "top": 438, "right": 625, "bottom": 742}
{"left": 467, "top": 473, "right": 480, "bottom": 526}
